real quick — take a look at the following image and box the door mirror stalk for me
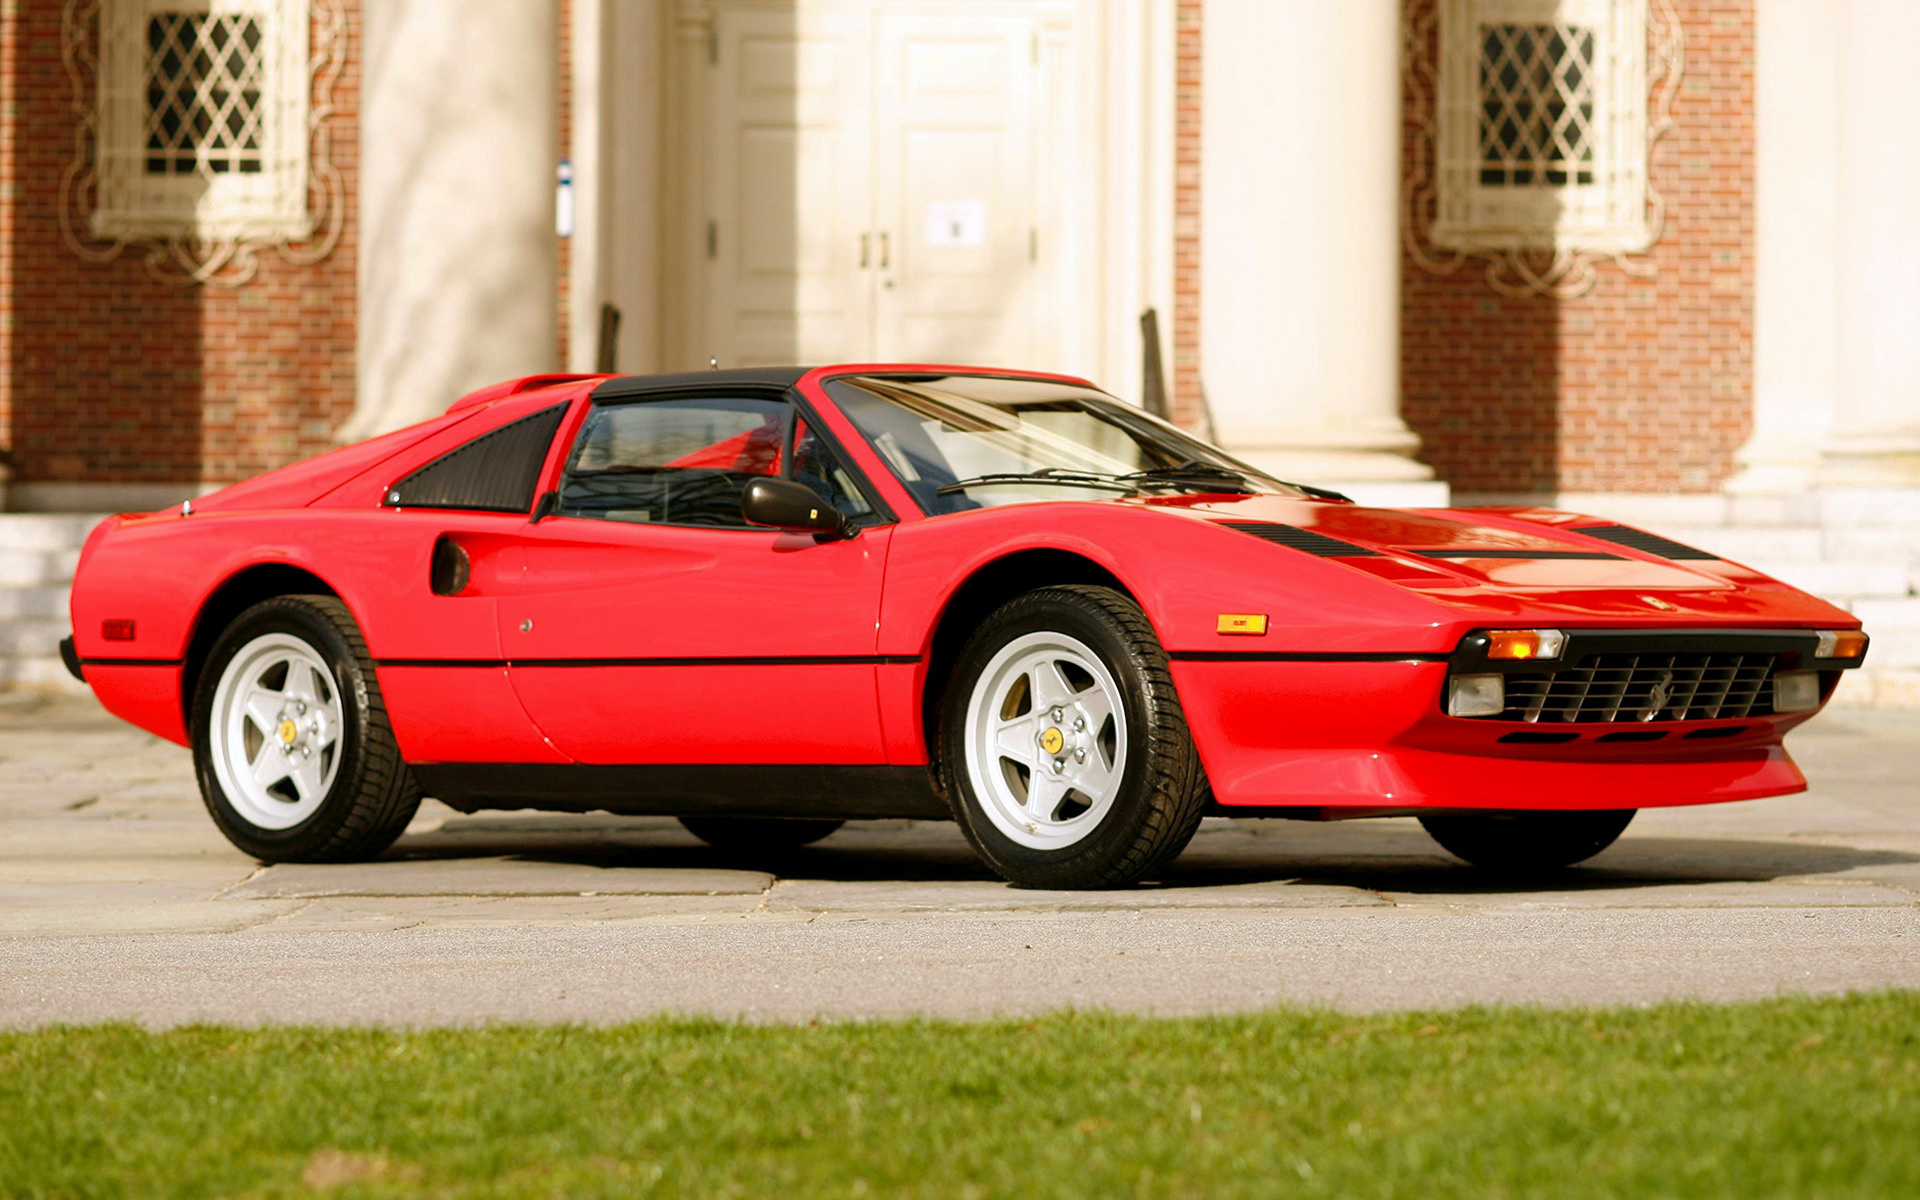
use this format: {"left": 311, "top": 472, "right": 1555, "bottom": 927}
{"left": 530, "top": 491, "right": 558, "bottom": 523}
{"left": 740, "top": 477, "right": 857, "bottom": 541}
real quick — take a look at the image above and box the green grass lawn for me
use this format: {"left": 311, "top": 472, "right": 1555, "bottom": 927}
{"left": 3, "top": 993, "right": 1916, "bottom": 1199}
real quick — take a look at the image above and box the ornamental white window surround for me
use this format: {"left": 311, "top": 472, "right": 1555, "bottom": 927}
{"left": 60, "top": 0, "right": 344, "bottom": 285}
{"left": 1406, "top": 0, "right": 1682, "bottom": 297}
{"left": 1434, "top": 0, "right": 1648, "bottom": 254}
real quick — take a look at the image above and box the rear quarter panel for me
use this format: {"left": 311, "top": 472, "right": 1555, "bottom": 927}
{"left": 69, "top": 387, "right": 591, "bottom": 753}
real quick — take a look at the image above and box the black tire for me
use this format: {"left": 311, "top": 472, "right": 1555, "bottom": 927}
{"left": 1419, "top": 809, "right": 1636, "bottom": 872}
{"left": 191, "top": 595, "right": 420, "bottom": 862}
{"left": 678, "top": 817, "right": 844, "bottom": 850}
{"left": 938, "top": 585, "right": 1206, "bottom": 889}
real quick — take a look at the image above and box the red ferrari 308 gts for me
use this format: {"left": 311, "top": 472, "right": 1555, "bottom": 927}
{"left": 62, "top": 365, "right": 1870, "bottom": 888}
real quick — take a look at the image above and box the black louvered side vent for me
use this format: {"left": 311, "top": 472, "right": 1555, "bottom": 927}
{"left": 386, "top": 403, "right": 569, "bottom": 513}
{"left": 1574, "top": 524, "right": 1719, "bottom": 561}
{"left": 1216, "top": 521, "right": 1382, "bottom": 557}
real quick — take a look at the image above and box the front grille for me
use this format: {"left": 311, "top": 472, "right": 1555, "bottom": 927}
{"left": 1493, "top": 652, "right": 1778, "bottom": 723}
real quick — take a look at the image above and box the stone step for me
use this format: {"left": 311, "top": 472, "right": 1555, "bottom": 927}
{"left": 1656, "top": 525, "right": 1920, "bottom": 568}
{"left": 0, "top": 586, "right": 70, "bottom": 621}
{"left": 0, "top": 619, "right": 71, "bottom": 658}
{"left": 0, "top": 549, "right": 82, "bottom": 589}
{"left": 0, "top": 656, "right": 88, "bottom": 694}
{"left": 1650, "top": 525, "right": 1826, "bottom": 562}
{"left": 0, "top": 514, "right": 108, "bottom": 552}
{"left": 1735, "top": 559, "right": 1914, "bottom": 601}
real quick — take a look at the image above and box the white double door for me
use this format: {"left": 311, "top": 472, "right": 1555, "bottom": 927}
{"left": 699, "top": 2, "right": 1062, "bottom": 369}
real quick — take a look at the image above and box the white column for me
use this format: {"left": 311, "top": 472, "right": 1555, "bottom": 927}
{"left": 346, "top": 0, "right": 559, "bottom": 440}
{"left": 1818, "top": 0, "right": 1920, "bottom": 488}
{"left": 1198, "top": 0, "right": 1443, "bottom": 505}
{"left": 1726, "top": 0, "right": 1837, "bottom": 503}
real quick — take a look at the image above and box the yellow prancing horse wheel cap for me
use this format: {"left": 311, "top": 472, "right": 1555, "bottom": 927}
{"left": 1040, "top": 727, "right": 1065, "bottom": 755}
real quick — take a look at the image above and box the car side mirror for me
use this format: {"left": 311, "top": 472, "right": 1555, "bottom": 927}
{"left": 740, "top": 477, "right": 856, "bottom": 540}
{"left": 529, "top": 490, "right": 558, "bottom": 523}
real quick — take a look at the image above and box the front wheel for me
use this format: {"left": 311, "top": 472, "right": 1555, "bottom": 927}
{"left": 940, "top": 585, "right": 1206, "bottom": 889}
{"left": 1419, "top": 810, "right": 1636, "bottom": 873}
{"left": 192, "top": 595, "right": 419, "bottom": 862}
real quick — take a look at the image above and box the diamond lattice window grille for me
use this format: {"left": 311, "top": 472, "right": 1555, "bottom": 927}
{"left": 142, "top": 11, "right": 269, "bottom": 177}
{"left": 1477, "top": 23, "right": 1597, "bottom": 187}
{"left": 89, "top": 0, "right": 311, "bottom": 243}
{"left": 1432, "top": 0, "right": 1651, "bottom": 256}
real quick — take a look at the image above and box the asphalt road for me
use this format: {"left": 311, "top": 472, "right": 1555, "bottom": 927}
{"left": 2, "top": 694, "right": 1916, "bottom": 1026}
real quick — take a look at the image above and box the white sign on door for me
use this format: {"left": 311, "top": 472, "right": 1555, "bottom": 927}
{"left": 924, "top": 199, "right": 987, "bottom": 247}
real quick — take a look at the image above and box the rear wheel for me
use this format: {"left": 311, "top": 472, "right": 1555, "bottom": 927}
{"left": 1419, "top": 810, "right": 1636, "bottom": 872}
{"left": 678, "top": 817, "right": 843, "bottom": 851}
{"left": 192, "top": 595, "right": 419, "bottom": 862}
{"left": 940, "top": 585, "right": 1205, "bottom": 889}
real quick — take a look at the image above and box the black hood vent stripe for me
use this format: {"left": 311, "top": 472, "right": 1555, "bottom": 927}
{"left": 1415, "top": 549, "right": 1623, "bottom": 560}
{"left": 1217, "top": 521, "right": 1382, "bottom": 557}
{"left": 1574, "top": 524, "right": 1719, "bottom": 561}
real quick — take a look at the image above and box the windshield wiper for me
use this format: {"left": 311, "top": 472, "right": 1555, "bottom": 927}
{"left": 1114, "top": 459, "right": 1258, "bottom": 492}
{"left": 935, "top": 469, "right": 1134, "bottom": 496}
{"left": 1119, "top": 458, "right": 1354, "bottom": 502}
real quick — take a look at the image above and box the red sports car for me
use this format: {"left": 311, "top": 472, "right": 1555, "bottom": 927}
{"left": 62, "top": 365, "right": 1870, "bottom": 888}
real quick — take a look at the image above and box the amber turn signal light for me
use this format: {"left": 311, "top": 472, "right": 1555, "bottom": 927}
{"left": 1484, "top": 629, "right": 1567, "bottom": 661}
{"left": 1815, "top": 629, "right": 1868, "bottom": 659}
{"left": 1216, "top": 613, "right": 1268, "bottom": 636}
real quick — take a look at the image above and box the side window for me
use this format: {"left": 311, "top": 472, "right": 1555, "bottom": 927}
{"left": 791, "top": 418, "right": 875, "bottom": 523}
{"left": 559, "top": 395, "right": 790, "bottom": 527}
{"left": 386, "top": 403, "right": 568, "bottom": 512}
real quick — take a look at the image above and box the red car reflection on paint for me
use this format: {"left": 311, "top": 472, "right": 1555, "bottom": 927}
{"left": 62, "top": 366, "right": 1870, "bottom": 888}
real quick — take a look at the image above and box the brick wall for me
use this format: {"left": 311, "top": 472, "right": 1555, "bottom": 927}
{"left": 1399, "top": 0, "right": 1756, "bottom": 495}
{"left": 1, "top": 0, "right": 359, "bottom": 488}
{"left": 1, "top": 0, "right": 19, "bottom": 485}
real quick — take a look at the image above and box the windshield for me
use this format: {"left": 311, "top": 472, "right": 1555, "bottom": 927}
{"left": 824, "top": 374, "right": 1306, "bottom": 515}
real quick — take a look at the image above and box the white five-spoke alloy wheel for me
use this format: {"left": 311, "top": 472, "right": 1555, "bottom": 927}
{"left": 208, "top": 632, "right": 345, "bottom": 829}
{"left": 192, "top": 594, "right": 418, "bottom": 862}
{"left": 963, "top": 631, "right": 1129, "bottom": 851}
{"left": 939, "top": 585, "right": 1206, "bottom": 889}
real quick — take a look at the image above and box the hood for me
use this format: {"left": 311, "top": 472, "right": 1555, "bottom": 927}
{"left": 1128, "top": 493, "right": 1853, "bottom": 627}
{"left": 1146, "top": 494, "right": 1709, "bottom": 581}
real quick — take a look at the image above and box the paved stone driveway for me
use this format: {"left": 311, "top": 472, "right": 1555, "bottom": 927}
{"left": 2, "top": 694, "right": 1916, "bottom": 1026}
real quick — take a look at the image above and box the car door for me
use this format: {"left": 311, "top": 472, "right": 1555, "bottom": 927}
{"left": 356, "top": 395, "right": 578, "bottom": 765}
{"left": 499, "top": 386, "right": 895, "bottom": 765}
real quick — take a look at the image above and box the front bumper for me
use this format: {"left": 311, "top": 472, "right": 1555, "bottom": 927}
{"left": 1171, "top": 656, "right": 1814, "bottom": 814}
